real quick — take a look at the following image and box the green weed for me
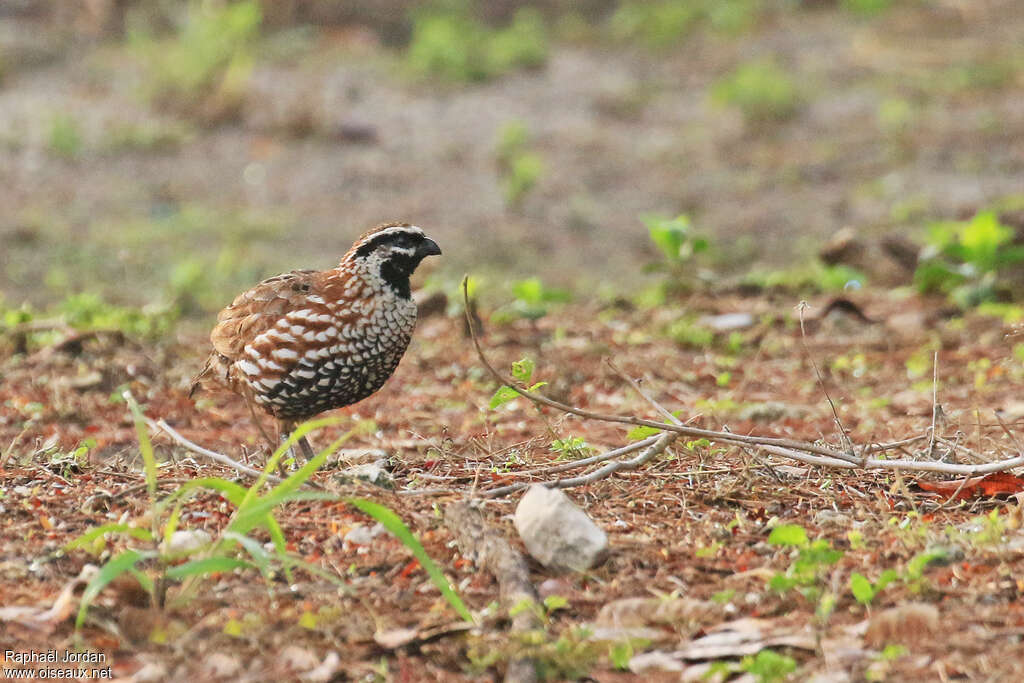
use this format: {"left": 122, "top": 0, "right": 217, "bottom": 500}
{"left": 849, "top": 570, "right": 899, "bottom": 605}
{"left": 132, "top": 0, "right": 261, "bottom": 121}
{"left": 48, "top": 113, "right": 84, "bottom": 159}
{"left": 0, "top": 292, "right": 176, "bottom": 355}
{"left": 707, "top": 648, "right": 798, "bottom": 683}
{"left": 495, "top": 121, "right": 544, "bottom": 207}
{"left": 841, "top": 0, "right": 894, "bottom": 16}
{"left": 609, "top": 0, "right": 763, "bottom": 48}
{"left": 608, "top": 1, "right": 702, "bottom": 48}
{"left": 406, "top": 5, "right": 547, "bottom": 83}
{"left": 67, "top": 399, "right": 471, "bottom": 633}
{"left": 712, "top": 59, "right": 801, "bottom": 124}
{"left": 498, "top": 277, "right": 571, "bottom": 321}
{"left": 914, "top": 210, "right": 1024, "bottom": 307}
{"left": 665, "top": 317, "right": 714, "bottom": 349}
{"left": 741, "top": 649, "right": 798, "bottom": 682}
{"left": 490, "top": 357, "right": 547, "bottom": 410}
{"left": 643, "top": 214, "right": 710, "bottom": 294}
{"left": 743, "top": 262, "right": 866, "bottom": 293}
{"left": 767, "top": 524, "right": 843, "bottom": 602}
{"left": 551, "top": 436, "right": 595, "bottom": 460}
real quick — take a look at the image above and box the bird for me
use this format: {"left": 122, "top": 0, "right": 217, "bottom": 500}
{"left": 190, "top": 222, "right": 441, "bottom": 460}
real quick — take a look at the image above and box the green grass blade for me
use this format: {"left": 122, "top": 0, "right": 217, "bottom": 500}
{"left": 165, "top": 557, "right": 254, "bottom": 580}
{"left": 126, "top": 567, "right": 155, "bottom": 593}
{"left": 158, "top": 477, "right": 248, "bottom": 509}
{"left": 348, "top": 498, "right": 474, "bottom": 623}
{"left": 65, "top": 524, "right": 154, "bottom": 552}
{"left": 222, "top": 530, "right": 270, "bottom": 566}
{"left": 229, "top": 491, "right": 338, "bottom": 536}
{"left": 263, "top": 514, "right": 293, "bottom": 583}
{"left": 266, "top": 433, "right": 352, "bottom": 499}
{"left": 242, "top": 416, "right": 346, "bottom": 505}
{"left": 124, "top": 392, "right": 158, "bottom": 499}
{"left": 278, "top": 555, "right": 347, "bottom": 587}
{"left": 76, "top": 549, "right": 155, "bottom": 629}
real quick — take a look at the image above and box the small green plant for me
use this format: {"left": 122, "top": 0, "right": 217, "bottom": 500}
{"left": 0, "top": 292, "right": 177, "bottom": 354}
{"left": 132, "top": 0, "right": 261, "bottom": 120}
{"left": 608, "top": 1, "right": 702, "bottom": 48}
{"left": 842, "top": 0, "right": 894, "bottom": 16}
{"left": 504, "top": 277, "right": 570, "bottom": 321}
{"left": 490, "top": 357, "right": 547, "bottom": 409}
{"left": 877, "top": 97, "right": 915, "bottom": 138}
{"left": 901, "top": 547, "right": 949, "bottom": 593}
{"left": 470, "top": 596, "right": 601, "bottom": 678}
{"left": 626, "top": 410, "right": 683, "bottom": 441}
{"left": 609, "top": 0, "right": 762, "bottom": 48}
{"left": 509, "top": 594, "right": 570, "bottom": 625}
{"left": 58, "top": 292, "right": 176, "bottom": 337}
{"left": 495, "top": 121, "right": 544, "bottom": 207}
{"left": 712, "top": 59, "right": 801, "bottom": 124}
{"left": 406, "top": 5, "right": 547, "bottom": 83}
{"left": 849, "top": 570, "right": 899, "bottom": 606}
{"left": 550, "top": 436, "right": 595, "bottom": 460}
{"left": 665, "top": 317, "right": 714, "bottom": 349}
{"left": 67, "top": 397, "right": 472, "bottom": 632}
{"left": 767, "top": 524, "right": 843, "bottom": 601}
{"left": 965, "top": 508, "right": 1006, "bottom": 547}
{"left": 643, "top": 214, "right": 710, "bottom": 295}
{"left": 48, "top": 113, "right": 84, "bottom": 159}
{"left": 708, "top": 648, "right": 797, "bottom": 683}
{"left": 741, "top": 649, "right": 798, "bottom": 683}
{"left": 914, "top": 210, "right": 1024, "bottom": 308}
{"left": 743, "top": 262, "right": 865, "bottom": 293}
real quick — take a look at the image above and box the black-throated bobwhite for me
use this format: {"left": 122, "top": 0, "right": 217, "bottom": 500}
{"left": 191, "top": 222, "right": 441, "bottom": 458}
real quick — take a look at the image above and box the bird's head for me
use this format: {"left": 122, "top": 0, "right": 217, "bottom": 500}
{"left": 346, "top": 223, "right": 442, "bottom": 298}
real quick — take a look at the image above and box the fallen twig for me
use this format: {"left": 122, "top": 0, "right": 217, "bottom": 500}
{"left": 444, "top": 501, "right": 540, "bottom": 683}
{"left": 460, "top": 277, "right": 1024, "bottom": 479}
{"left": 148, "top": 418, "right": 290, "bottom": 486}
{"left": 797, "top": 300, "right": 855, "bottom": 456}
{"left": 481, "top": 431, "right": 678, "bottom": 498}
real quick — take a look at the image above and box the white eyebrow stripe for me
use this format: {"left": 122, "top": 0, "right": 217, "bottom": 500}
{"left": 359, "top": 226, "right": 424, "bottom": 244}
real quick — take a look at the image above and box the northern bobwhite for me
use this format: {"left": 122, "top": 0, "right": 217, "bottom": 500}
{"left": 191, "top": 222, "right": 441, "bottom": 459}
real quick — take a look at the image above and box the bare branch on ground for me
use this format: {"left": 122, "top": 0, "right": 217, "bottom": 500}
{"left": 460, "top": 277, "right": 1024, "bottom": 488}
{"left": 444, "top": 501, "right": 540, "bottom": 683}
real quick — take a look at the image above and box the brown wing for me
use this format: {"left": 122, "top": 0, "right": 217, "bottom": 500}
{"left": 209, "top": 269, "right": 319, "bottom": 361}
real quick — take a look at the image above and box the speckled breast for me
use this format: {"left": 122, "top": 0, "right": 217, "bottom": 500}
{"left": 236, "top": 292, "right": 417, "bottom": 420}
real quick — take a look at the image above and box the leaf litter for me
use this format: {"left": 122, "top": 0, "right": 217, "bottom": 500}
{"left": 2, "top": 291, "right": 1024, "bottom": 679}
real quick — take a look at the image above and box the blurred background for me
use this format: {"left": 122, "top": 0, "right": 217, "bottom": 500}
{"left": 0, "top": 0, "right": 1022, "bottom": 327}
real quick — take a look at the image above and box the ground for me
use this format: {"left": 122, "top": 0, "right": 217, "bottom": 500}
{"left": 3, "top": 1, "right": 1024, "bottom": 681}
{"left": 4, "top": 290, "right": 1024, "bottom": 681}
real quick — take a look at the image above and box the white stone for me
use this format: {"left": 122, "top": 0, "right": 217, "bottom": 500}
{"left": 344, "top": 523, "right": 386, "bottom": 546}
{"left": 166, "top": 529, "right": 212, "bottom": 556}
{"left": 514, "top": 485, "right": 608, "bottom": 572}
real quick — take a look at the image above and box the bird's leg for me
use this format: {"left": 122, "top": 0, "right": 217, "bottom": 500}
{"left": 297, "top": 435, "right": 316, "bottom": 462}
{"left": 278, "top": 420, "right": 315, "bottom": 464}
{"left": 246, "top": 398, "right": 277, "bottom": 457}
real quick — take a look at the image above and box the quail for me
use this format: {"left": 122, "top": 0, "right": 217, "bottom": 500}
{"left": 191, "top": 222, "right": 441, "bottom": 459}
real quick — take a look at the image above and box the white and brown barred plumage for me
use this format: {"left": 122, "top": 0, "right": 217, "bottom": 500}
{"left": 191, "top": 222, "right": 441, "bottom": 457}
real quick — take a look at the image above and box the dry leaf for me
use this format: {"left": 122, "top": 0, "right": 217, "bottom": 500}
{"left": 917, "top": 473, "right": 1024, "bottom": 500}
{"left": 673, "top": 617, "right": 816, "bottom": 660}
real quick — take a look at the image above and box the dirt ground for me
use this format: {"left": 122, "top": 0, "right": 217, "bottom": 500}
{"left": 4, "top": 290, "right": 1024, "bottom": 681}
{"left": 4, "top": 1, "right": 1024, "bottom": 682}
